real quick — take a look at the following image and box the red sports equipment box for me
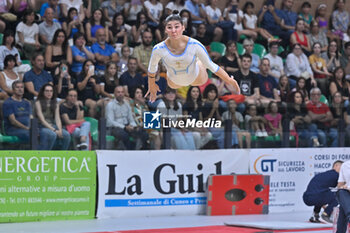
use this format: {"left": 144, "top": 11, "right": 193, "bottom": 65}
{"left": 206, "top": 174, "right": 270, "bottom": 216}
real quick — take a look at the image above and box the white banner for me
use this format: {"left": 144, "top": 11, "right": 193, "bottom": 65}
{"left": 96, "top": 149, "right": 249, "bottom": 218}
{"left": 249, "top": 148, "right": 350, "bottom": 213}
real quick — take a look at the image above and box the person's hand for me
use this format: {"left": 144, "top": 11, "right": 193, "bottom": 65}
{"left": 125, "top": 125, "right": 134, "bottom": 132}
{"left": 262, "top": 5, "right": 268, "bottom": 12}
{"left": 35, "top": 42, "right": 41, "bottom": 50}
{"left": 145, "top": 82, "right": 160, "bottom": 103}
{"left": 89, "top": 77, "right": 96, "bottom": 84}
{"left": 213, "top": 99, "right": 219, "bottom": 109}
{"left": 268, "top": 5, "right": 274, "bottom": 12}
{"left": 56, "top": 129, "right": 63, "bottom": 138}
{"left": 311, "top": 79, "right": 317, "bottom": 87}
{"left": 87, "top": 68, "right": 94, "bottom": 77}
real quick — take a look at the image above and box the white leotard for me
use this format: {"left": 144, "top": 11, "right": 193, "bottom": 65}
{"left": 148, "top": 38, "right": 219, "bottom": 86}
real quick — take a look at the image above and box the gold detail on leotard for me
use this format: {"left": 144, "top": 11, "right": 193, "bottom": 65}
{"left": 176, "top": 61, "right": 181, "bottom": 68}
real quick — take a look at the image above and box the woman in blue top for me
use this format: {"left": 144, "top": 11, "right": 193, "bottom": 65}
{"left": 146, "top": 11, "right": 240, "bottom": 102}
{"left": 62, "top": 7, "right": 85, "bottom": 39}
{"left": 71, "top": 32, "right": 95, "bottom": 76}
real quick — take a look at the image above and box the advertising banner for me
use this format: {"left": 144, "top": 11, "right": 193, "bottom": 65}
{"left": 249, "top": 148, "right": 350, "bottom": 213}
{"left": 0, "top": 151, "right": 96, "bottom": 222}
{"left": 96, "top": 149, "right": 249, "bottom": 218}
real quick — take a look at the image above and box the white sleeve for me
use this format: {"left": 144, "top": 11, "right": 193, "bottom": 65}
{"left": 195, "top": 41, "right": 219, "bottom": 73}
{"left": 148, "top": 46, "right": 161, "bottom": 74}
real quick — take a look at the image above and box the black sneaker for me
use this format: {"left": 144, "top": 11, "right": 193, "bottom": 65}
{"left": 320, "top": 213, "right": 332, "bottom": 224}
{"left": 309, "top": 213, "right": 320, "bottom": 223}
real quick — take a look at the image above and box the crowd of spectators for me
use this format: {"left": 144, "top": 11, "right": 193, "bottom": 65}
{"left": 0, "top": 0, "right": 350, "bottom": 150}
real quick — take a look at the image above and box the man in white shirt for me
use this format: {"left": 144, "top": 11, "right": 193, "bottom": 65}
{"left": 336, "top": 160, "right": 350, "bottom": 233}
{"left": 39, "top": 7, "right": 62, "bottom": 45}
{"left": 264, "top": 42, "right": 285, "bottom": 83}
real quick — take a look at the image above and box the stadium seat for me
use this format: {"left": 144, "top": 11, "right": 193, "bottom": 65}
{"left": 84, "top": 117, "right": 115, "bottom": 143}
{"left": 253, "top": 43, "right": 267, "bottom": 59}
{"left": 1, "top": 122, "right": 20, "bottom": 143}
{"left": 0, "top": 33, "right": 3, "bottom": 45}
{"left": 237, "top": 43, "right": 245, "bottom": 55}
{"left": 278, "top": 46, "right": 284, "bottom": 55}
{"left": 210, "top": 42, "right": 226, "bottom": 57}
{"left": 319, "top": 94, "right": 329, "bottom": 106}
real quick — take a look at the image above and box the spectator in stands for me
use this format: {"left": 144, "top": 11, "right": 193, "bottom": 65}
{"left": 45, "top": 29, "right": 73, "bottom": 76}
{"left": 264, "top": 101, "right": 282, "bottom": 137}
{"left": 315, "top": 4, "right": 337, "bottom": 42}
{"left": 60, "top": 0, "right": 85, "bottom": 22}
{"left": 285, "top": 44, "right": 316, "bottom": 91}
{"left": 157, "top": 87, "right": 196, "bottom": 149}
{"left": 124, "top": 0, "right": 143, "bottom": 26}
{"left": 144, "top": 0, "right": 163, "bottom": 30}
{"left": 309, "top": 20, "right": 328, "bottom": 53}
{"left": 85, "top": 8, "right": 109, "bottom": 44}
{"left": 264, "top": 41, "right": 285, "bottom": 84}
{"left": 307, "top": 87, "right": 338, "bottom": 147}
{"left": 83, "top": 0, "right": 99, "bottom": 20}
{"left": 54, "top": 60, "right": 75, "bottom": 99}
{"left": 202, "top": 84, "right": 238, "bottom": 148}
{"left": 222, "top": 99, "right": 251, "bottom": 148}
{"left": 0, "top": 30, "right": 31, "bottom": 74}
{"left": 119, "top": 57, "right": 144, "bottom": 97}
{"left": 16, "top": 9, "right": 44, "bottom": 60}
{"left": 35, "top": 84, "right": 70, "bottom": 150}
{"left": 183, "top": 86, "right": 212, "bottom": 149}
{"left": 322, "top": 40, "right": 341, "bottom": 73}
{"left": 128, "top": 86, "right": 152, "bottom": 149}
{"left": 331, "top": 0, "right": 349, "bottom": 39}
{"left": 39, "top": 8, "right": 62, "bottom": 45}
{"left": 288, "top": 91, "right": 319, "bottom": 147}
{"left": 40, "top": 0, "right": 61, "bottom": 19}
{"left": 101, "top": 0, "right": 124, "bottom": 21}
{"left": 290, "top": 77, "right": 309, "bottom": 102}
{"left": 23, "top": 53, "right": 53, "bottom": 100}
{"left": 193, "top": 23, "right": 210, "bottom": 46}
{"left": 257, "top": 0, "right": 291, "bottom": 47}
{"left": 3, "top": 81, "right": 31, "bottom": 142}
{"left": 62, "top": 7, "right": 85, "bottom": 39}
{"left": 309, "top": 42, "right": 332, "bottom": 95}
{"left": 205, "top": 0, "right": 236, "bottom": 43}
{"left": 329, "top": 67, "right": 350, "bottom": 107}
{"left": 233, "top": 53, "right": 259, "bottom": 106}
{"left": 257, "top": 58, "right": 280, "bottom": 105}
{"left": 341, "top": 42, "right": 350, "bottom": 76}
{"left": 77, "top": 60, "right": 103, "bottom": 118}
{"left": 180, "top": 9, "right": 195, "bottom": 38}
{"left": 100, "top": 61, "right": 119, "bottom": 101}
{"left": 245, "top": 103, "right": 268, "bottom": 137}
{"left": 91, "top": 27, "right": 119, "bottom": 73}
{"left": 0, "top": 0, "right": 10, "bottom": 33}
{"left": 133, "top": 31, "right": 153, "bottom": 75}
{"left": 242, "top": 1, "right": 274, "bottom": 41}
{"left": 298, "top": 2, "right": 313, "bottom": 32}
{"left": 106, "top": 86, "right": 144, "bottom": 150}
{"left": 290, "top": 18, "right": 311, "bottom": 56}
{"left": 155, "top": 15, "right": 168, "bottom": 43}
{"left": 219, "top": 41, "right": 241, "bottom": 77}
{"left": 278, "top": 0, "right": 298, "bottom": 32}
{"left": 110, "top": 13, "right": 129, "bottom": 50}
{"left": 243, "top": 38, "right": 259, "bottom": 73}
{"left": 224, "top": 0, "right": 257, "bottom": 40}
{"left": 71, "top": 32, "right": 95, "bottom": 77}
{"left": 343, "top": 26, "right": 350, "bottom": 45}
{"left": 278, "top": 75, "right": 291, "bottom": 103}
{"left": 131, "top": 12, "right": 150, "bottom": 47}
{"left": 117, "top": 45, "right": 130, "bottom": 76}
{"left": 330, "top": 91, "right": 346, "bottom": 131}
{"left": 165, "top": 0, "right": 186, "bottom": 16}
{"left": 184, "top": 0, "right": 206, "bottom": 24}
{"left": 60, "top": 88, "right": 90, "bottom": 150}
{"left": 12, "top": 0, "right": 35, "bottom": 20}
{"left": 0, "top": 55, "right": 22, "bottom": 96}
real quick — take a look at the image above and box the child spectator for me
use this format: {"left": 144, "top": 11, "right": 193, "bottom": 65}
{"left": 222, "top": 99, "right": 251, "bottom": 148}
{"left": 245, "top": 103, "right": 268, "bottom": 137}
{"left": 298, "top": 2, "right": 313, "bottom": 32}
{"left": 278, "top": 75, "right": 291, "bottom": 103}
{"left": 290, "top": 77, "right": 309, "bottom": 102}
{"left": 54, "top": 60, "right": 75, "bottom": 99}
{"left": 264, "top": 101, "right": 282, "bottom": 137}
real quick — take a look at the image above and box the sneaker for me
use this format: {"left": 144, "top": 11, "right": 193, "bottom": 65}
{"left": 256, "top": 130, "right": 263, "bottom": 137}
{"left": 320, "top": 213, "right": 332, "bottom": 224}
{"left": 312, "top": 138, "right": 320, "bottom": 147}
{"left": 309, "top": 213, "right": 320, "bottom": 223}
{"left": 262, "top": 131, "right": 268, "bottom": 137}
{"left": 78, "top": 142, "right": 88, "bottom": 150}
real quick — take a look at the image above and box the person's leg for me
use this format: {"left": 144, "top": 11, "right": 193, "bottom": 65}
{"left": 7, "top": 128, "right": 30, "bottom": 143}
{"left": 56, "top": 129, "right": 71, "bottom": 150}
{"left": 317, "top": 129, "right": 327, "bottom": 146}
{"left": 336, "top": 190, "right": 350, "bottom": 233}
{"left": 323, "top": 190, "right": 338, "bottom": 217}
{"left": 112, "top": 127, "right": 131, "bottom": 149}
{"left": 170, "top": 128, "right": 187, "bottom": 149}
{"left": 183, "top": 131, "right": 196, "bottom": 149}
{"left": 208, "top": 127, "right": 225, "bottom": 149}
{"left": 38, "top": 128, "right": 57, "bottom": 150}
{"left": 329, "top": 128, "right": 339, "bottom": 147}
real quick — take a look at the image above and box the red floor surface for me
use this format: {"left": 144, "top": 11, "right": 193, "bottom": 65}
{"left": 91, "top": 225, "right": 332, "bottom": 233}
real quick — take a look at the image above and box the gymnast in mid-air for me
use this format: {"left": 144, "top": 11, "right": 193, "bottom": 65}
{"left": 145, "top": 11, "right": 240, "bottom": 102}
